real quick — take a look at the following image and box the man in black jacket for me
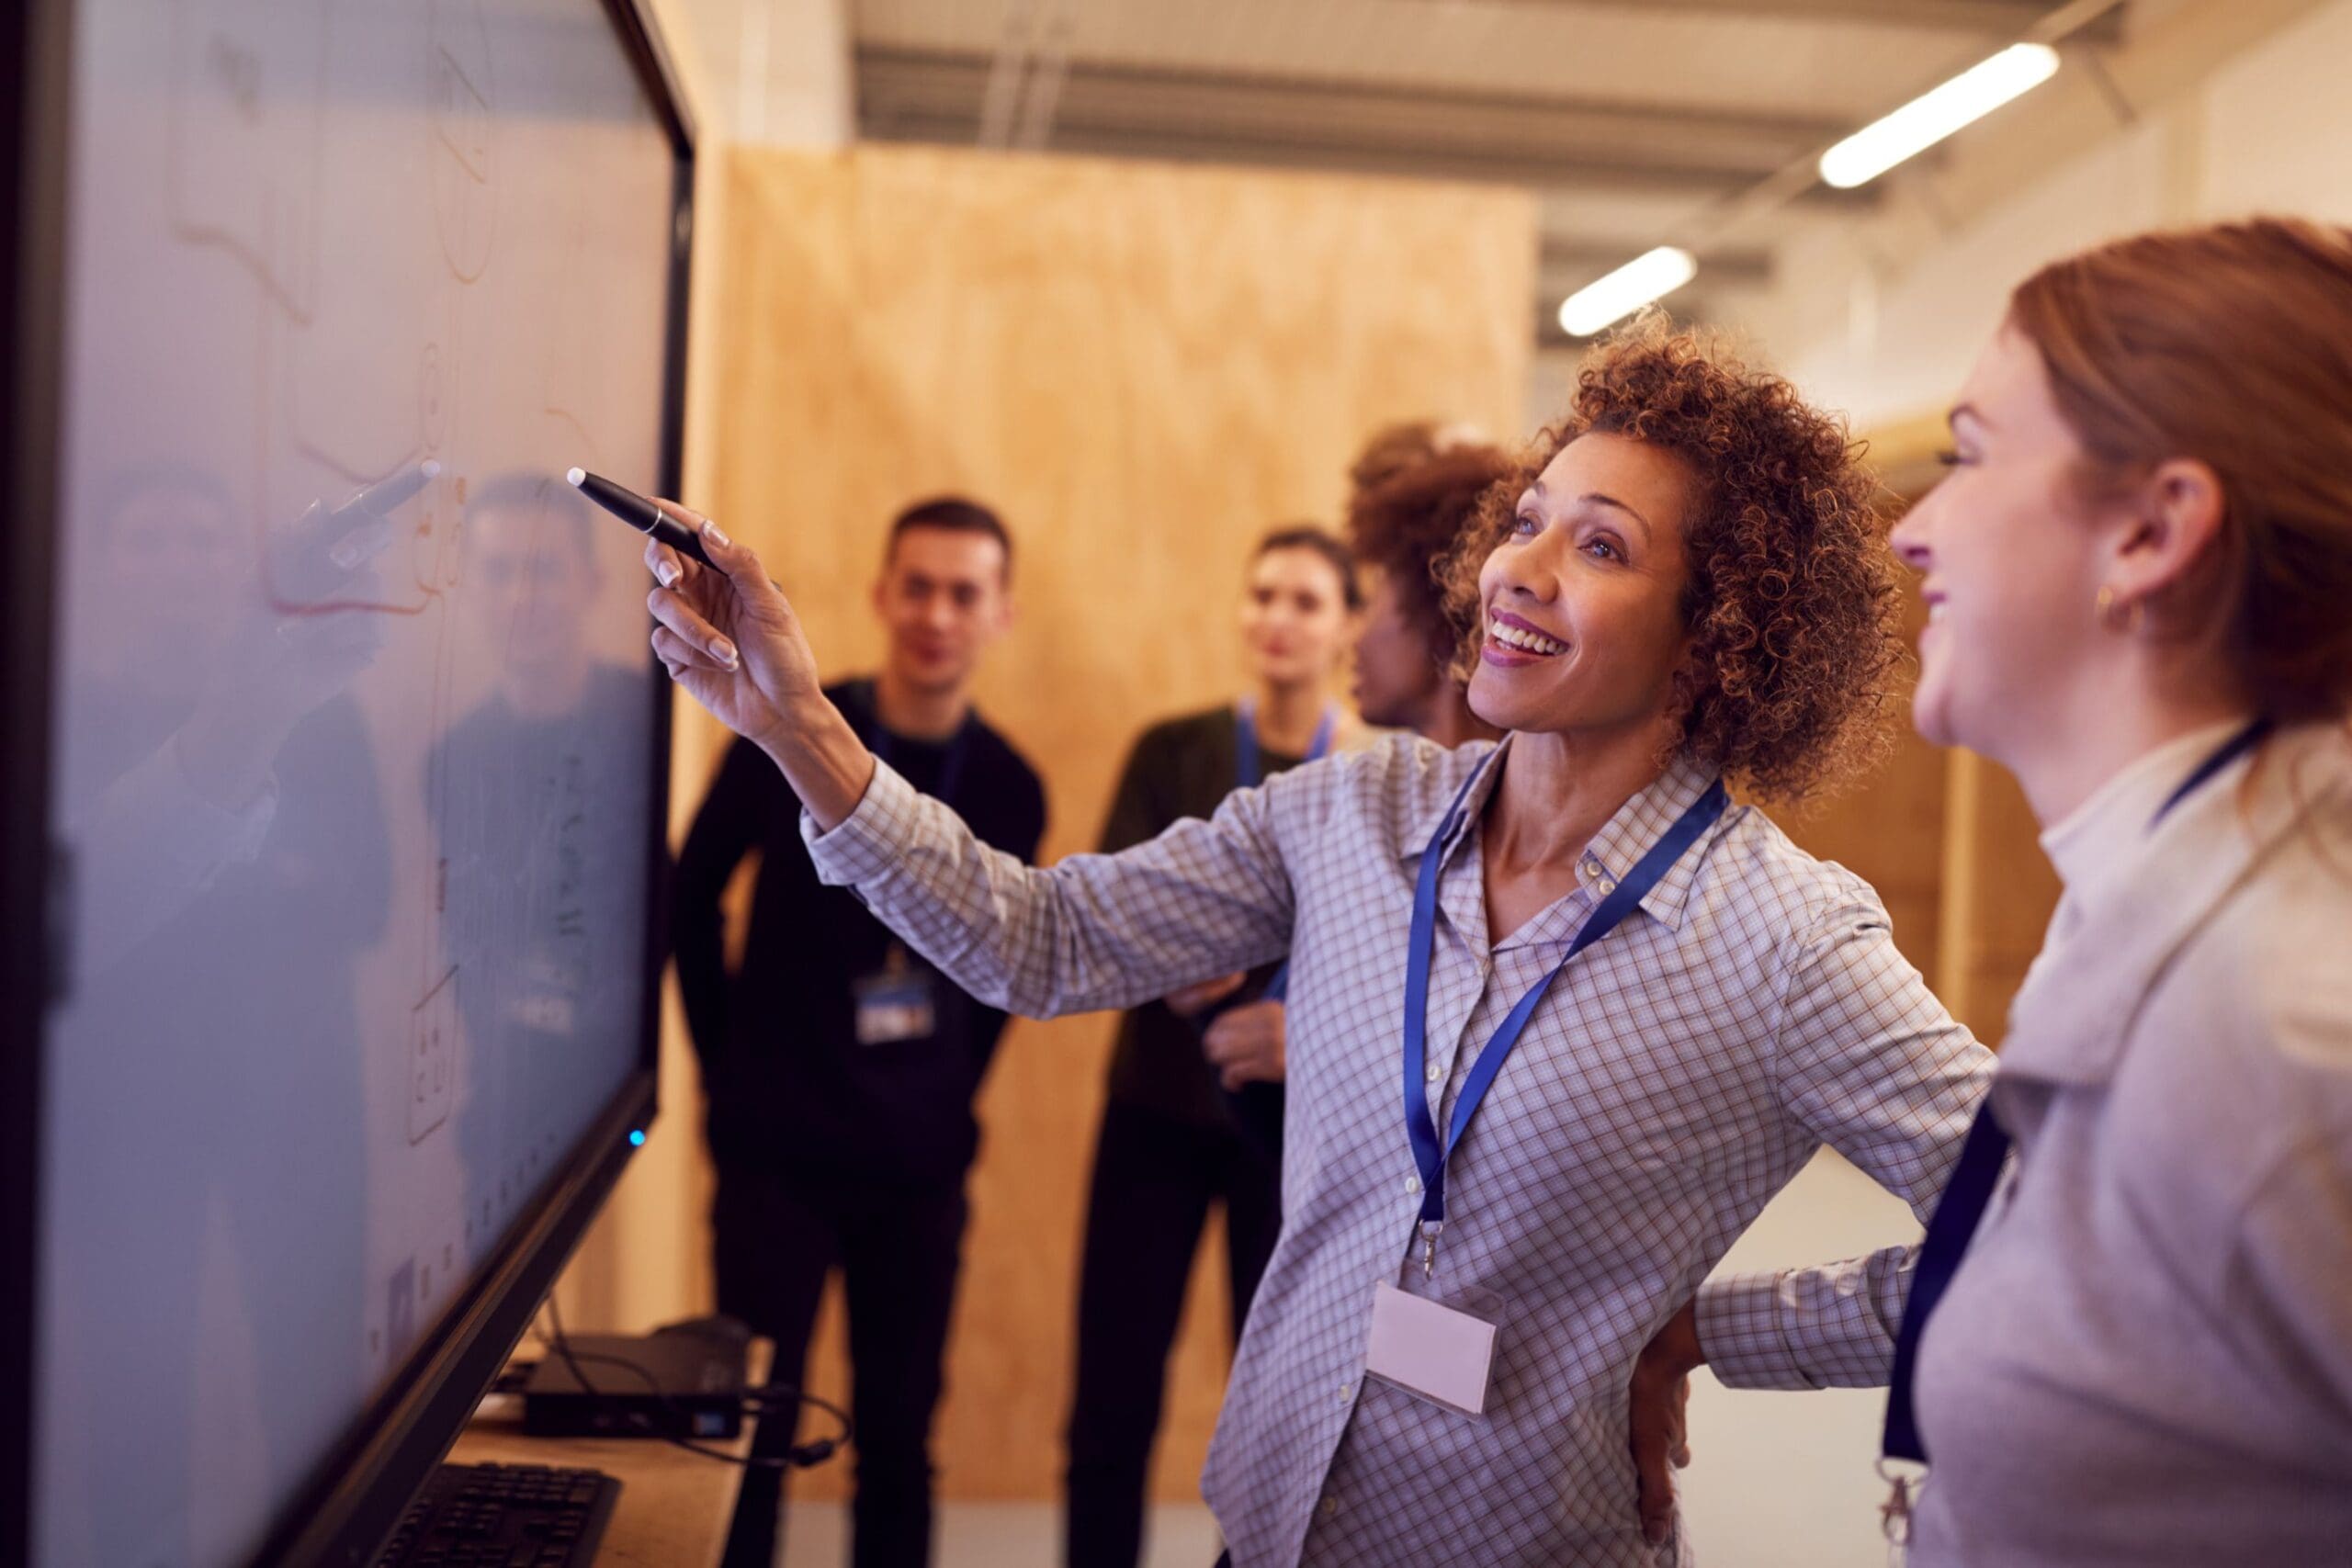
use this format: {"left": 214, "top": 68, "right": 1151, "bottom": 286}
{"left": 674, "top": 498, "right": 1046, "bottom": 1568}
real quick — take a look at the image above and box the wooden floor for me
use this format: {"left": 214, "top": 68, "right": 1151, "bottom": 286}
{"left": 776, "top": 1500, "right": 1222, "bottom": 1567}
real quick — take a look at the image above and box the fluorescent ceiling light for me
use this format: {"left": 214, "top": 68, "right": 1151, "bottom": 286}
{"left": 1819, "top": 43, "right": 2061, "bottom": 190}
{"left": 1556, "top": 247, "right": 1698, "bottom": 337}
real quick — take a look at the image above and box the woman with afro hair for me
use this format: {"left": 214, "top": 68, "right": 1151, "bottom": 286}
{"left": 637, "top": 316, "right": 1994, "bottom": 1567}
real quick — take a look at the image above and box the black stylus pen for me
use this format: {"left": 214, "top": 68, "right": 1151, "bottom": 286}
{"left": 568, "top": 467, "right": 715, "bottom": 570}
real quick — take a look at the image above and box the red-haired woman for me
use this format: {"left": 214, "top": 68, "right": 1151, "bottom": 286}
{"left": 639, "top": 321, "right": 1993, "bottom": 1566}
{"left": 1886, "top": 218, "right": 2352, "bottom": 1565}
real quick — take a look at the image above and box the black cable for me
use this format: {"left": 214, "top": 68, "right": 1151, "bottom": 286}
{"left": 538, "top": 1292, "right": 851, "bottom": 1472}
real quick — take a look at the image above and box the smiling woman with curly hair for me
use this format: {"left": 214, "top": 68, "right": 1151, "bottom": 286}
{"left": 1442, "top": 313, "right": 1903, "bottom": 804}
{"left": 633, "top": 314, "right": 1993, "bottom": 1566}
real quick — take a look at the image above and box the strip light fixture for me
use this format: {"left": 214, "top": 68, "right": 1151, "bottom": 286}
{"left": 1819, "top": 43, "right": 2063, "bottom": 190}
{"left": 1556, "top": 246, "right": 1698, "bottom": 338}
{"left": 1554, "top": 37, "right": 2071, "bottom": 339}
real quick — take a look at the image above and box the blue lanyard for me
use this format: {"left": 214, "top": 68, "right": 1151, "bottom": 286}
{"left": 1881, "top": 716, "right": 2272, "bottom": 1466}
{"left": 1235, "top": 701, "right": 1333, "bottom": 1008}
{"left": 2154, "top": 716, "right": 2272, "bottom": 824}
{"left": 1401, "top": 756, "right": 1728, "bottom": 1272}
{"left": 1236, "top": 696, "right": 1335, "bottom": 791}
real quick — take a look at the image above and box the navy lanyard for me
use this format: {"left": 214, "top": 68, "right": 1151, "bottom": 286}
{"left": 1236, "top": 696, "right": 1336, "bottom": 791}
{"left": 1235, "top": 700, "right": 1332, "bottom": 1006}
{"left": 2153, "top": 717, "right": 2272, "bottom": 823}
{"left": 1881, "top": 716, "right": 2273, "bottom": 1466}
{"left": 1401, "top": 756, "right": 1728, "bottom": 1273}
{"left": 856, "top": 682, "right": 976, "bottom": 811}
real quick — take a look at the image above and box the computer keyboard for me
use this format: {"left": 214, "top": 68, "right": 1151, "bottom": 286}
{"left": 375, "top": 1461, "right": 622, "bottom": 1568}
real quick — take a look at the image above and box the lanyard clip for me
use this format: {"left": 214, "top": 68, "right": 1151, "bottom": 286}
{"left": 1875, "top": 1459, "right": 1927, "bottom": 1567}
{"left": 1419, "top": 1220, "right": 1442, "bottom": 1279}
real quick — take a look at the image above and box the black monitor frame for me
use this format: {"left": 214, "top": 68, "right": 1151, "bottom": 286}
{"left": 0, "top": 1, "right": 695, "bottom": 1562}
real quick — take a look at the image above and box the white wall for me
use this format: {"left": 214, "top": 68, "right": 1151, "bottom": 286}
{"left": 1685, "top": 1154, "right": 1920, "bottom": 1567}
{"left": 1756, "top": 0, "right": 2352, "bottom": 433}
{"left": 640, "top": 0, "right": 854, "bottom": 148}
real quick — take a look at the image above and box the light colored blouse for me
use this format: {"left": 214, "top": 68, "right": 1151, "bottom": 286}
{"left": 804, "top": 732, "right": 1990, "bottom": 1565}
{"left": 1911, "top": 719, "right": 2352, "bottom": 1564}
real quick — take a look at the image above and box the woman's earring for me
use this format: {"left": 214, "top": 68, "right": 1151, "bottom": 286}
{"left": 2095, "top": 584, "right": 2145, "bottom": 634}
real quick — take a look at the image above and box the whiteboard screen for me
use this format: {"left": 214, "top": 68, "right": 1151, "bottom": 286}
{"left": 36, "top": 1, "right": 677, "bottom": 1562}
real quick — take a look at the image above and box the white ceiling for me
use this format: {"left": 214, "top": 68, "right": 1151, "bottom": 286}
{"left": 844, "top": 0, "right": 2165, "bottom": 333}
{"left": 855, "top": 0, "right": 2034, "bottom": 119}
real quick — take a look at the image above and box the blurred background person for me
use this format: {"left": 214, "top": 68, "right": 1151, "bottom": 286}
{"left": 50, "top": 459, "right": 391, "bottom": 1562}
{"left": 1191, "top": 442, "right": 1512, "bottom": 1129}
{"left": 430, "top": 472, "right": 654, "bottom": 1241}
{"left": 1065, "top": 525, "right": 1360, "bottom": 1568}
{"left": 673, "top": 497, "right": 1046, "bottom": 1568}
{"left": 1345, "top": 438, "right": 1513, "bottom": 750}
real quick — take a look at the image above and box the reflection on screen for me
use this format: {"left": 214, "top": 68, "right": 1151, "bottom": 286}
{"left": 37, "top": 1, "right": 673, "bottom": 1562}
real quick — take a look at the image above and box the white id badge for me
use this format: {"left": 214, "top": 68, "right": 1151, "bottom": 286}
{"left": 1363, "top": 1281, "right": 1497, "bottom": 1416}
{"left": 852, "top": 969, "right": 937, "bottom": 1045}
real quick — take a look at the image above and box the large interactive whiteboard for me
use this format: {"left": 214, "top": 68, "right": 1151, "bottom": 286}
{"left": 29, "top": 1, "right": 684, "bottom": 1562}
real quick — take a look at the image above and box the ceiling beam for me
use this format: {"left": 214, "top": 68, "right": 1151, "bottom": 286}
{"left": 1436, "top": 0, "right": 2122, "bottom": 41}
{"left": 855, "top": 45, "right": 1877, "bottom": 208}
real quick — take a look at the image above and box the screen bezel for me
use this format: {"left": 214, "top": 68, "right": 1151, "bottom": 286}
{"left": 0, "top": 0, "right": 696, "bottom": 1562}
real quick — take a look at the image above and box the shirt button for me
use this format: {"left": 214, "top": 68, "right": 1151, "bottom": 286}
{"left": 1595, "top": 874, "right": 1618, "bottom": 895}
{"left": 1320, "top": 1495, "right": 1340, "bottom": 1519}
{"left": 1338, "top": 1382, "right": 1352, "bottom": 1402}
{"left": 1425, "top": 1061, "right": 1444, "bottom": 1083}
{"left": 1404, "top": 1175, "right": 1421, "bottom": 1195}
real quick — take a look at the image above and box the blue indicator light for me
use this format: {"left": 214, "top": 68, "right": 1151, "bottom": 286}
{"left": 628, "top": 1129, "right": 646, "bottom": 1147}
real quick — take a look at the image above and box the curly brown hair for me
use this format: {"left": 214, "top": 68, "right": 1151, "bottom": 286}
{"left": 1348, "top": 421, "right": 1444, "bottom": 494}
{"left": 1346, "top": 444, "right": 1514, "bottom": 666}
{"left": 1439, "top": 314, "right": 1901, "bottom": 803}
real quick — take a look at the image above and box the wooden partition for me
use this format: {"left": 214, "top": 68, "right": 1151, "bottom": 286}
{"left": 684, "top": 143, "right": 1535, "bottom": 1501}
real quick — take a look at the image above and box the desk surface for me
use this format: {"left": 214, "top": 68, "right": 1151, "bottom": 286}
{"left": 447, "top": 1338, "right": 772, "bottom": 1568}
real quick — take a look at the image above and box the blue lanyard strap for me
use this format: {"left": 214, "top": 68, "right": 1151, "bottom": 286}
{"left": 1236, "top": 697, "right": 1336, "bottom": 791}
{"left": 1236, "top": 700, "right": 1335, "bottom": 1005}
{"left": 1401, "top": 762, "right": 1728, "bottom": 1241}
{"left": 1882, "top": 716, "right": 2272, "bottom": 1466}
{"left": 2154, "top": 717, "right": 2271, "bottom": 825}
{"left": 1879, "top": 1103, "right": 2010, "bottom": 1464}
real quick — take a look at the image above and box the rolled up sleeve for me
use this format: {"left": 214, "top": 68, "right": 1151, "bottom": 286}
{"left": 804, "top": 757, "right": 1296, "bottom": 1021}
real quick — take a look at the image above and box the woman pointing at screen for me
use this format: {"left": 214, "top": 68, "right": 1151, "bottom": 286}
{"left": 640, "top": 320, "right": 1991, "bottom": 1567}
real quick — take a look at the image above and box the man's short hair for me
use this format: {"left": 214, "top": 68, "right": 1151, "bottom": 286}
{"left": 1253, "top": 524, "right": 1363, "bottom": 611}
{"left": 466, "top": 470, "right": 595, "bottom": 562}
{"left": 885, "top": 495, "right": 1013, "bottom": 583}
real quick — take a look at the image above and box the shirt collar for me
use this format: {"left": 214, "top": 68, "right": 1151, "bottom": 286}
{"left": 2037, "top": 717, "right": 2249, "bottom": 903}
{"left": 1585, "top": 751, "right": 1727, "bottom": 931}
{"left": 1398, "top": 738, "right": 1728, "bottom": 933}
{"left": 2003, "top": 719, "right": 2336, "bottom": 1088}
{"left": 1399, "top": 739, "right": 1509, "bottom": 862}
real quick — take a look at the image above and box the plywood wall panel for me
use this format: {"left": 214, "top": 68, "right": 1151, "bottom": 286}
{"left": 1934, "top": 749, "right": 2064, "bottom": 1045}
